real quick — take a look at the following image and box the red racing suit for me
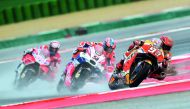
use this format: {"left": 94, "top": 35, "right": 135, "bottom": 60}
{"left": 26, "top": 45, "right": 61, "bottom": 81}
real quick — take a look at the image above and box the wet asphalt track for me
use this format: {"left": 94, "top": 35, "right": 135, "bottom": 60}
{"left": 0, "top": 16, "right": 190, "bottom": 108}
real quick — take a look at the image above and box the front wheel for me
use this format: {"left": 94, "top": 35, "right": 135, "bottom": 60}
{"left": 108, "top": 72, "right": 126, "bottom": 90}
{"left": 71, "top": 68, "right": 91, "bottom": 91}
{"left": 57, "top": 74, "right": 67, "bottom": 93}
{"left": 15, "top": 66, "right": 37, "bottom": 89}
{"left": 129, "top": 61, "right": 151, "bottom": 87}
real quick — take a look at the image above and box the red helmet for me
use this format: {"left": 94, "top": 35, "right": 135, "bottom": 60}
{"left": 103, "top": 37, "right": 116, "bottom": 53}
{"left": 160, "top": 36, "right": 173, "bottom": 51}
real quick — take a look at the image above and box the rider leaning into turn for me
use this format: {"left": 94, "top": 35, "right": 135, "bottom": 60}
{"left": 116, "top": 36, "right": 173, "bottom": 80}
{"left": 63, "top": 37, "right": 117, "bottom": 87}
{"left": 79, "top": 37, "right": 116, "bottom": 74}
{"left": 23, "top": 41, "right": 61, "bottom": 81}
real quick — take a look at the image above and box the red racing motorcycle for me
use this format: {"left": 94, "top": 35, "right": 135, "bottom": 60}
{"left": 108, "top": 41, "right": 165, "bottom": 90}
{"left": 14, "top": 50, "right": 54, "bottom": 89}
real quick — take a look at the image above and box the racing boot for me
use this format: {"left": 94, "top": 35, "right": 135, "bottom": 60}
{"left": 148, "top": 72, "right": 166, "bottom": 80}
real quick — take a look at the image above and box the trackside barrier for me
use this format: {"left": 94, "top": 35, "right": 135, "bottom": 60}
{"left": 3, "top": 7, "right": 14, "bottom": 24}
{"left": 13, "top": 6, "right": 23, "bottom": 22}
{"left": 40, "top": 2, "right": 50, "bottom": 17}
{"left": 0, "top": 8, "right": 190, "bottom": 50}
{"left": 31, "top": 3, "right": 42, "bottom": 19}
{"left": 95, "top": 0, "right": 105, "bottom": 8}
{"left": 0, "top": 10, "right": 5, "bottom": 25}
{"left": 78, "top": 0, "right": 86, "bottom": 11}
{"left": 86, "top": 0, "right": 95, "bottom": 9}
{"left": 104, "top": 0, "right": 113, "bottom": 6}
{"left": 49, "top": 0, "right": 60, "bottom": 15}
{"left": 113, "top": 0, "right": 123, "bottom": 4}
{"left": 83, "top": 8, "right": 190, "bottom": 34}
{"left": 58, "top": 0, "right": 69, "bottom": 14}
{"left": 22, "top": 4, "right": 33, "bottom": 21}
{"left": 0, "top": 0, "right": 139, "bottom": 26}
{"left": 68, "top": 0, "right": 77, "bottom": 12}
{"left": 0, "top": 30, "right": 68, "bottom": 49}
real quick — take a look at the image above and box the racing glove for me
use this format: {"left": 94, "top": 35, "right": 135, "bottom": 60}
{"left": 73, "top": 47, "right": 87, "bottom": 55}
{"left": 128, "top": 40, "right": 144, "bottom": 51}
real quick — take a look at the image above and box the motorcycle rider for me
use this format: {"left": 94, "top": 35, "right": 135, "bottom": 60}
{"left": 79, "top": 37, "right": 116, "bottom": 76}
{"left": 115, "top": 36, "right": 173, "bottom": 81}
{"left": 20, "top": 41, "right": 61, "bottom": 81}
{"left": 63, "top": 37, "right": 117, "bottom": 87}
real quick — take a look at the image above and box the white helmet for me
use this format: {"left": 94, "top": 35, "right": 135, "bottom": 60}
{"left": 49, "top": 41, "right": 60, "bottom": 56}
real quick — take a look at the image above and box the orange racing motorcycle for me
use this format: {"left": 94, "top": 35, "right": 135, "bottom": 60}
{"left": 108, "top": 40, "right": 165, "bottom": 90}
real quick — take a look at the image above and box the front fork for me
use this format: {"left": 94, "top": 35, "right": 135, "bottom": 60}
{"left": 109, "top": 69, "right": 126, "bottom": 85}
{"left": 15, "top": 63, "right": 25, "bottom": 80}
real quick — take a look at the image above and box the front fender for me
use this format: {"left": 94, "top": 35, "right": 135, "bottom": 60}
{"left": 144, "top": 60, "right": 152, "bottom": 65}
{"left": 22, "top": 54, "right": 36, "bottom": 65}
{"left": 16, "top": 63, "right": 25, "bottom": 75}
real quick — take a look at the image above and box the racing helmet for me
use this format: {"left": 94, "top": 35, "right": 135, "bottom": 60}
{"left": 103, "top": 37, "right": 116, "bottom": 53}
{"left": 160, "top": 36, "right": 173, "bottom": 51}
{"left": 49, "top": 41, "right": 60, "bottom": 56}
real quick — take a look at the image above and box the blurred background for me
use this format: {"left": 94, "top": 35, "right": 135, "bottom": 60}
{"left": 0, "top": 0, "right": 190, "bottom": 109}
{"left": 0, "top": 0, "right": 190, "bottom": 48}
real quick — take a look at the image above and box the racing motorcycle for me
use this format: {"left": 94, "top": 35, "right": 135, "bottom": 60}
{"left": 57, "top": 46, "right": 105, "bottom": 92}
{"left": 14, "top": 50, "right": 54, "bottom": 89}
{"left": 108, "top": 41, "right": 165, "bottom": 90}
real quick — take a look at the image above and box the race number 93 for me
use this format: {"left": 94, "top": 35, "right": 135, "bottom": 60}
{"left": 148, "top": 46, "right": 161, "bottom": 57}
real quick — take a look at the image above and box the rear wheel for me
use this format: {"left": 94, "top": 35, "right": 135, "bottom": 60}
{"left": 129, "top": 61, "right": 151, "bottom": 87}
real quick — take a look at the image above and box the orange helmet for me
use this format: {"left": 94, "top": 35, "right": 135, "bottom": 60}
{"left": 160, "top": 36, "right": 173, "bottom": 51}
